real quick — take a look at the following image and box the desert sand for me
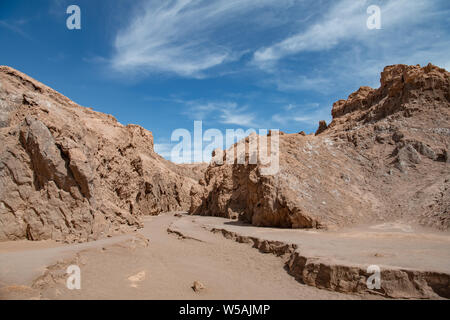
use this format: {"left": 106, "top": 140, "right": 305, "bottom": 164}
{"left": 1, "top": 212, "right": 449, "bottom": 300}
{"left": 0, "top": 213, "right": 376, "bottom": 300}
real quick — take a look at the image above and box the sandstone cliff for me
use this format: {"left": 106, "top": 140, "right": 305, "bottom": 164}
{"left": 1, "top": 63, "right": 448, "bottom": 242}
{"left": 0, "top": 66, "right": 204, "bottom": 242}
{"left": 191, "top": 64, "right": 450, "bottom": 230}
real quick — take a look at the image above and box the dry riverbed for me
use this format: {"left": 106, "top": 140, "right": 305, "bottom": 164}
{"left": 1, "top": 213, "right": 448, "bottom": 300}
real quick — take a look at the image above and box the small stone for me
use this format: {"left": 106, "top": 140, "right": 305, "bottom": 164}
{"left": 128, "top": 271, "right": 146, "bottom": 288}
{"left": 192, "top": 281, "right": 205, "bottom": 292}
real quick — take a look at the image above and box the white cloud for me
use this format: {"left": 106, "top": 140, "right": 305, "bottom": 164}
{"left": 250, "top": 0, "right": 450, "bottom": 97}
{"left": 109, "top": 0, "right": 449, "bottom": 97}
{"left": 219, "top": 106, "right": 256, "bottom": 127}
{"left": 111, "top": 0, "right": 285, "bottom": 77}
{"left": 187, "top": 101, "right": 258, "bottom": 127}
{"left": 252, "top": 0, "right": 435, "bottom": 67}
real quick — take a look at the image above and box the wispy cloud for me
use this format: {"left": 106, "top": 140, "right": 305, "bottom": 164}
{"left": 109, "top": 0, "right": 449, "bottom": 86}
{"left": 252, "top": 0, "right": 435, "bottom": 67}
{"left": 187, "top": 101, "right": 258, "bottom": 127}
{"left": 272, "top": 103, "right": 332, "bottom": 131}
{"left": 110, "top": 0, "right": 286, "bottom": 77}
{"left": 250, "top": 0, "right": 450, "bottom": 98}
{"left": 0, "top": 19, "right": 31, "bottom": 40}
{"left": 220, "top": 109, "right": 256, "bottom": 127}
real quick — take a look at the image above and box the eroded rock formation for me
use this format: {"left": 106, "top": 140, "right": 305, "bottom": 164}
{"left": 0, "top": 66, "right": 204, "bottom": 242}
{"left": 191, "top": 64, "right": 450, "bottom": 230}
{"left": 1, "top": 63, "right": 448, "bottom": 242}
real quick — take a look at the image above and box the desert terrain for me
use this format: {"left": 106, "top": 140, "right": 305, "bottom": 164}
{"left": 0, "top": 63, "right": 449, "bottom": 299}
{"left": 0, "top": 213, "right": 372, "bottom": 300}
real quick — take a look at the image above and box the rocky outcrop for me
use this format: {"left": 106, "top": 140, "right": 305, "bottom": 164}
{"left": 190, "top": 132, "right": 378, "bottom": 229}
{"left": 0, "top": 66, "right": 204, "bottom": 242}
{"left": 210, "top": 227, "right": 450, "bottom": 299}
{"left": 315, "top": 120, "right": 328, "bottom": 135}
{"left": 191, "top": 64, "right": 450, "bottom": 230}
{"left": 1, "top": 63, "right": 448, "bottom": 241}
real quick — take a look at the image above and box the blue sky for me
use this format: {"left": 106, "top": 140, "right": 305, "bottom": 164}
{"left": 1, "top": 0, "right": 449, "bottom": 161}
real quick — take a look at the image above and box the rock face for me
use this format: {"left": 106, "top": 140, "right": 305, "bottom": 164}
{"left": 1, "top": 63, "right": 448, "bottom": 242}
{"left": 0, "top": 66, "right": 204, "bottom": 242}
{"left": 191, "top": 64, "right": 450, "bottom": 230}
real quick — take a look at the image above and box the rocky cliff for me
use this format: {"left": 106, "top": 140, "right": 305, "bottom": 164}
{"left": 191, "top": 64, "right": 450, "bottom": 230}
{"left": 1, "top": 63, "right": 448, "bottom": 243}
{"left": 0, "top": 66, "right": 204, "bottom": 242}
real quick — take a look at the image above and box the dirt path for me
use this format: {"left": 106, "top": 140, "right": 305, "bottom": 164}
{"left": 0, "top": 213, "right": 372, "bottom": 300}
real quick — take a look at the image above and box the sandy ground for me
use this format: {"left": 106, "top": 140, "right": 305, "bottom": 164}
{"left": 183, "top": 217, "right": 450, "bottom": 274}
{"left": 0, "top": 213, "right": 377, "bottom": 300}
{"left": 0, "top": 233, "right": 134, "bottom": 288}
{"left": 1, "top": 213, "right": 448, "bottom": 300}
